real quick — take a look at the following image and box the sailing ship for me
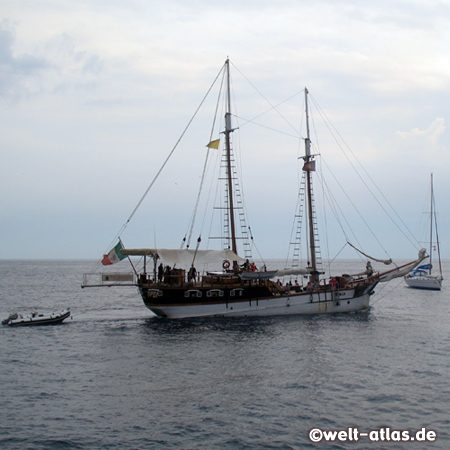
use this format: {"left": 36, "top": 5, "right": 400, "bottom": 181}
{"left": 83, "top": 59, "right": 426, "bottom": 319}
{"left": 404, "top": 174, "right": 443, "bottom": 290}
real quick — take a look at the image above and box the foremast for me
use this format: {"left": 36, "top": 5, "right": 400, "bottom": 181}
{"left": 224, "top": 58, "right": 239, "bottom": 271}
{"left": 303, "top": 88, "right": 318, "bottom": 284}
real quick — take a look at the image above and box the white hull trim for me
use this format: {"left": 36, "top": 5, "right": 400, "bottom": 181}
{"left": 146, "top": 288, "right": 372, "bottom": 319}
{"left": 404, "top": 276, "right": 442, "bottom": 291}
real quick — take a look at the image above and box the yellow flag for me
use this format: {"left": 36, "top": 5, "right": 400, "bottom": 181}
{"left": 302, "top": 160, "right": 316, "bottom": 172}
{"left": 206, "top": 139, "right": 220, "bottom": 149}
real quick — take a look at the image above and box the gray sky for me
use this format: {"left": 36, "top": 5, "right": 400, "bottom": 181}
{"left": 2, "top": 0, "right": 449, "bottom": 261}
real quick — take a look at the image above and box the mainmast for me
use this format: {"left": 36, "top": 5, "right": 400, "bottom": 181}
{"left": 224, "top": 59, "right": 238, "bottom": 267}
{"left": 303, "top": 88, "right": 318, "bottom": 283}
{"left": 429, "top": 173, "right": 434, "bottom": 275}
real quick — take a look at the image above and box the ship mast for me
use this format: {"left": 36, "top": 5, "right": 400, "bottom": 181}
{"left": 224, "top": 58, "right": 238, "bottom": 268}
{"left": 429, "top": 173, "right": 434, "bottom": 275}
{"left": 303, "top": 88, "right": 318, "bottom": 283}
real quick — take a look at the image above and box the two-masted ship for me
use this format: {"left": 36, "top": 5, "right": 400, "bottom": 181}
{"left": 83, "top": 59, "right": 426, "bottom": 319}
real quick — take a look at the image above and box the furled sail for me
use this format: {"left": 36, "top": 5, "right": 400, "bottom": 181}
{"left": 275, "top": 267, "right": 317, "bottom": 277}
{"left": 379, "top": 248, "right": 427, "bottom": 282}
{"left": 347, "top": 242, "right": 392, "bottom": 265}
{"left": 239, "top": 267, "right": 317, "bottom": 281}
{"left": 121, "top": 248, "right": 244, "bottom": 264}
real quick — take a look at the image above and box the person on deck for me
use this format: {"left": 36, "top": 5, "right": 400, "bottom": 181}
{"left": 330, "top": 277, "right": 337, "bottom": 290}
{"left": 158, "top": 263, "right": 164, "bottom": 283}
{"left": 241, "top": 259, "right": 250, "bottom": 271}
{"left": 164, "top": 265, "right": 171, "bottom": 284}
{"left": 188, "top": 266, "right": 197, "bottom": 283}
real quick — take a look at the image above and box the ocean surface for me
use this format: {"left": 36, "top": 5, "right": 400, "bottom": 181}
{"left": 1, "top": 259, "right": 449, "bottom": 450}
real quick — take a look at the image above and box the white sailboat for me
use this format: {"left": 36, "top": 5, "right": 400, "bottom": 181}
{"left": 405, "top": 174, "right": 443, "bottom": 290}
{"left": 83, "top": 58, "right": 426, "bottom": 318}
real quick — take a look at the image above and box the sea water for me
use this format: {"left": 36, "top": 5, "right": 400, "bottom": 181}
{"left": 0, "top": 259, "right": 449, "bottom": 449}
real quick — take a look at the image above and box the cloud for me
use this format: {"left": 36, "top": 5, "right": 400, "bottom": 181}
{"left": 2, "top": 0, "right": 450, "bottom": 259}
{"left": 0, "top": 23, "right": 50, "bottom": 99}
{"left": 0, "top": 21, "right": 112, "bottom": 104}
{"left": 396, "top": 118, "right": 446, "bottom": 147}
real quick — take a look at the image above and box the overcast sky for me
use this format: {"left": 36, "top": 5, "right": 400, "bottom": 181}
{"left": 2, "top": 0, "right": 450, "bottom": 262}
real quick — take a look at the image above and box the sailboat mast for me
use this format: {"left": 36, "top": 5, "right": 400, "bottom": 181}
{"left": 224, "top": 58, "right": 238, "bottom": 261}
{"left": 429, "top": 173, "right": 434, "bottom": 275}
{"left": 433, "top": 180, "right": 443, "bottom": 278}
{"left": 304, "top": 88, "right": 318, "bottom": 282}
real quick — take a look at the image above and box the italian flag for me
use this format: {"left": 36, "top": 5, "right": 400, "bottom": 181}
{"left": 102, "top": 241, "right": 126, "bottom": 265}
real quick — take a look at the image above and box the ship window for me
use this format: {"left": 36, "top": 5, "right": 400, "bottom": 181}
{"left": 230, "top": 289, "right": 244, "bottom": 297}
{"left": 148, "top": 289, "right": 163, "bottom": 298}
{"left": 184, "top": 290, "right": 202, "bottom": 298}
{"left": 207, "top": 289, "right": 224, "bottom": 297}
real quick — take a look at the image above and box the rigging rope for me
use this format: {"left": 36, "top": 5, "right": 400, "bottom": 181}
{"left": 87, "top": 64, "right": 225, "bottom": 279}
{"left": 183, "top": 66, "right": 227, "bottom": 249}
{"left": 318, "top": 156, "right": 389, "bottom": 259}
{"left": 248, "top": 226, "right": 266, "bottom": 266}
{"left": 315, "top": 166, "right": 361, "bottom": 251}
{"left": 113, "top": 63, "right": 225, "bottom": 244}
{"left": 370, "top": 276, "right": 404, "bottom": 306}
{"left": 232, "top": 62, "right": 304, "bottom": 138}
{"left": 308, "top": 94, "right": 419, "bottom": 251}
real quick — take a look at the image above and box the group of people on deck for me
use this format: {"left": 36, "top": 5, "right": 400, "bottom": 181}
{"left": 240, "top": 259, "right": 258, "bottom": 272}
{"left": 275, "top": 277, "right": 343, "bottom": 294}
{"left": 277, "top": 279, "right": 301, "bottom": 293}
{"left": 154, "top": 258, "right": 369, "bottom": 289}
{"left": 153, "top": 258, "right": 263, "bottom": 286}
{"left": 156, "top": 262, "right": 198, "bottom": 284}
